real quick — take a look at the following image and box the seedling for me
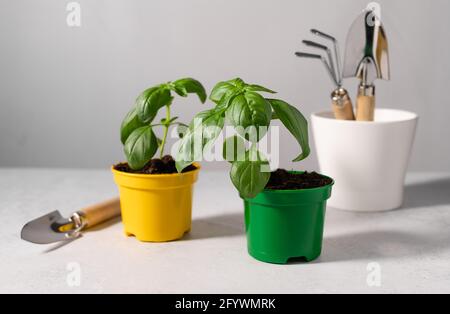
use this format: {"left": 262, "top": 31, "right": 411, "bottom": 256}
{"left": 120, "top": 78, "right": 206, "bottom": 170}
{"left": 176, "top": 78, "right": 310, "bottom": 198}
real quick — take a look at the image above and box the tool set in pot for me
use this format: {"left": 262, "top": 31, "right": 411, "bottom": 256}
{"left": 296, "top": 4, "right": 390, "bottom": 122}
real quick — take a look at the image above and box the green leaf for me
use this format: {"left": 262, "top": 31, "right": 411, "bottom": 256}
{"left": 223, "top": 135, "right": 247, "bottom": 163}
{"left": 124, "top": 126, "right": 158, "bottom": 170}
{"left": 173, "top": 78, "right": 207, "bottom": 103}
{"left": 230, "top": 147, "right": 271, "bottom": 199}
{"left": 245, "top": 84, "right": 277, "bottom": 94}
{"left": 226, "top": 91, "right": 272, "bottom": 142}
{"left": 120, "top": 106, "right": 146, "bottom": 145}
{"left": 268, "top": 99, "right": 310, "bottom": 162}
{"left": 209, "top": 78, "right": 248, "bottom": 103}
{"left": 210, "top": 81, "right": 237, "bottom": 104}
{"left": 227, "top": 78, "right": 246, "bottom": 88}
{"left": 191, "top": 109, "right": 226, "bottom": 147}
{"left": 215, "top": 90, "right": 240, "bottom": 112}
{"left": 172, "top": 85, "right": 188, "bottom": 97}
{"left": 136, "top": 86, "right": 173, "bottom": 123}
{"left": 175, "top": 109, "right": 225, "bottom": 172}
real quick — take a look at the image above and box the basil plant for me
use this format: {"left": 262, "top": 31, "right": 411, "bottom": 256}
{"left": 120, "top": 78, "right": 206, "bottom": 170}
{"left": 175, "top": 78, "right": 310, "bottom": 199}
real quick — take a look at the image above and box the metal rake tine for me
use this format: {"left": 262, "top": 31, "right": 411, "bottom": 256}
{"left": 311, "top": 29, "right": 336, "bottom": 41}
{"left": 295, "top": 52, "right": 339, "bottom": 88}
{"left": 295, "top": 52, "right": 321, "bottom": 59}
{"left": 311, "top": 29, "right": 342, "bottom": 85}
{"left": 303, "top": 40, "right": 337, "bottom": 85}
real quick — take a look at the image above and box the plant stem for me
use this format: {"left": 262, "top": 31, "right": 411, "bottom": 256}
{"left": 160, "top": 105, "right": 171, "bottom": 159}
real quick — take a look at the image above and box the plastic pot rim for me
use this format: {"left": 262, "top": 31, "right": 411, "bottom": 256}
{"left": 111, "top": 162, "right": 201, "bottom": 179}
{"left": 312, "top": 108, "right": 418, "bottom": 126}
{"left": 245, "top": 170, "right": 334, "bottom": 197}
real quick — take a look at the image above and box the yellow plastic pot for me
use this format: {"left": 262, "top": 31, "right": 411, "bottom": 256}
{"left": 111, "top": 164, "right": 200, "bottom": 242}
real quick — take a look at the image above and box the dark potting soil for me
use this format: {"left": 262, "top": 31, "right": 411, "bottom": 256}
{"left": 265, "top": 169, "right": 333, "bottom": 190}
{"left": 114, "top": 155, "right": 197, "bottom": 175}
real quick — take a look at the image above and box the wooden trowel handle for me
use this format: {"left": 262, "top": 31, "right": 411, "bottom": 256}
{"left": 332, "top": 88, "right": 355, "bottom": 120}
{"left": 356, "top": 85, "right": 376, "bottom": 121}
{"left": 79, "top": 198, "right": 121, "bottom": 228}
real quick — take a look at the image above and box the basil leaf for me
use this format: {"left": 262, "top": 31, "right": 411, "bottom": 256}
{"left": 268, "top": 99, "right": 310, "bottom": 162}
{"left": 134, "top": 87, "right": 157, "bottom": 121}
{"left": 223, "top": 135, "right": 247, "bottom": 163}
{"left": 136, "top": 86, "right": 173, "bottom": 123}
{"left": 215, "top": 90, "right": 240, "bottom": 111}
{"left": 230, "top": 147, "right": 270, "bottom": 199}
{"left": 175, "top": 109, "right": 225, "bottom": 172}
{"left": 210, "top": 81, "right": 237, "bottom": 104}
{"left": 124, "top": 126, "right": 158, "bottom": 170}
{"left": 210, "top": 78, "right": 249, "bottom": 103}
{"left": 172, "top": 85, "right": 188, "bottom": 97}
{"left": 120, "top": 106, "right": 146, "bottom": 145}
{"left": 227, "top": 78, "right": 246, "bottom": 88}
{"left": 211, "top": 79, "right": 276, "bottom": 104}
{"left": 226, "top": 91, "right": 272, "bottom": 142}
{"left": 173, "top": 78, "right": 207, "bottom": 103}
{"left": 245, "top": 84, "right": 276, "bottom": 94}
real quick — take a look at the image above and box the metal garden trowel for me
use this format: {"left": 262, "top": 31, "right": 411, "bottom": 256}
{"left": 21, "top": 198, "right": 121, "bottom": 244}
{"left": 343, "top": 4, "right": 390, "bottom": 121}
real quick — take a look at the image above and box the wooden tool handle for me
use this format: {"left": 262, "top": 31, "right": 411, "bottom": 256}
{"left": 331, "top": 88, "right": 355, "bottom": 120}
{"left": 356, "top": 84, "right": 376, "bottom": 122}
{"left": 80, "top": 198, "right": 121, "bottom": 228}
{"left": 332, "top": 97, "right": 355, "bottom": 120}
{"left": 356, "top": 95, "right": 375, "bottom": 121}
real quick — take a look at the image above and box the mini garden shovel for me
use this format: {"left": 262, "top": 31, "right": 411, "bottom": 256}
{"left": 343, "top": 7, "right": 390, "bottom": 121}
{"left": 21, "top": 198, "right": 121, "bottom": 244}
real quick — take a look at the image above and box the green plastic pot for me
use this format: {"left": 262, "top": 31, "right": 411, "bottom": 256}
{"left": 244, "top": 172, "right": 334, "bottom": 264}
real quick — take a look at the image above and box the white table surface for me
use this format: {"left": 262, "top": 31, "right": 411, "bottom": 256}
{"left": 0, "top": 169, "right": 449, "bottom": 294}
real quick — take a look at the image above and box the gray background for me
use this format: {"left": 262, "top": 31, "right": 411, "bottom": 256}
{"left": 1, "top": 0, "right": 449, "bottom": 171}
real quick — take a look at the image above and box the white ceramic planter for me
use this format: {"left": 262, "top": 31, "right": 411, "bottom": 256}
{"left": 311, "top": 109, "right": 418, "bottom": 212}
